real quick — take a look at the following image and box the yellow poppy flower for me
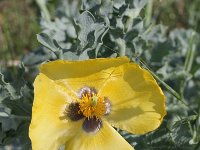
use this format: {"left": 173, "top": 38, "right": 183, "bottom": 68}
{"left": 29, "top": 57, "right": 166, "bottom": 150}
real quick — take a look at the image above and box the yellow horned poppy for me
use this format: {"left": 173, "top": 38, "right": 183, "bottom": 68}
{"left": 29, "top": 57, "right": 166, "bottom": 150}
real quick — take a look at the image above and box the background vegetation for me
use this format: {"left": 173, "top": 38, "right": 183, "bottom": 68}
{"left": 0, "top": 0, "right": 199, "bottom": 150}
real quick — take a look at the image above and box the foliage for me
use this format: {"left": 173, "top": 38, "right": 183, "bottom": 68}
{"left": 152, "top": 0, "right": 200, "bottom": 33}
{"left": 0, "top": 0, "right": 40, "bottom": 66}
{"left": 0, "top": 0, "right": 200, "bottom": 149}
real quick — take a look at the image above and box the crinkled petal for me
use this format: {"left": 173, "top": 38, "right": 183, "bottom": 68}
{"left": 55, "top": 68, "right": 118, "bottom": 96}
{"left": 99, "top": 63, "right": 166, "bottom": 134}
{"left": 29, "top": 74, "right": 78, "bottom": 150}
{"left": 65, "top": 121, "right": 134, "bottom": 150}
{"left": 40, "top": 56, "right": 129, "bottom": 80}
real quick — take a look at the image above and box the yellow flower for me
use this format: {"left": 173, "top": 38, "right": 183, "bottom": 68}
{"left": 29, "top": 57, "right": 166, "bottom": 150}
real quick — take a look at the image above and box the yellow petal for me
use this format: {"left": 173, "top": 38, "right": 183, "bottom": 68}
{"left": 55, "top": 67, "right": 117, "bottom": 96}
{"left": 40, "top": 57, "right": 129, "bottom": 95}
{"left": 99, "top": 63, "right": 166, "bottom": 134}
{"left": 40, "top": 56, "right": 129, "bottom": 80}
{"left": 29, "top": 73, "right": 77, "bottom": 150}
{"left": 65, "top": 121, "right": 134, "bottom": 150}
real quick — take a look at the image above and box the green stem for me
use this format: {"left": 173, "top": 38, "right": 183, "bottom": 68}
{"left": 145, "top": 0, "right": 153, "bottom": 26}
{"left": 136, "top": 56, "right": 182, "bottom": 101}
{"left": 116, "top": 39, "right": 126, "bottom": 56}
{"left": 36, "top": 0, "right": 51, "bottom": 22}
{"left": 55, "top": 50, "right": 64, "bottom": 60}
{"left": 184, "top": 32, "right": 196, "bottom": 73}
{"left": 146, "top": 65, "right": 182, "bottom": 101}
{"left": 133, "top": 56, "right": 198, "bottom": 114}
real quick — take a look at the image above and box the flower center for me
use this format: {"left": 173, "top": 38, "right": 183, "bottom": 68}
{"left": 79, "top": 93, "right": 107, "bottom": 119}
{"left": 62, "top": 86, "right": 111, "bottom": 133}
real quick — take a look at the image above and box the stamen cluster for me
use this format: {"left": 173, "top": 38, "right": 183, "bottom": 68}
{"left": 79, "top": 93, "right": 107, "bottom": 119}
{"left": 65, "top": 86, "right": 111, "bottom": 133}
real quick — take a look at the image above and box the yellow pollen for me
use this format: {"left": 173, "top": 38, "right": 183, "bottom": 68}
{"left": 79, "top": 94, "right": 107, "bottom": 119}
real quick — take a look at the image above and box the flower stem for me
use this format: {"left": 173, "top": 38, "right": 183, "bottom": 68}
{"left": 116, "top": 39, "right": 126, "bottom": 56}
{"left": 36, "top": 0, "right": 51, "bottom": 22}
{"left": 135, "top": 56, "right": 182, "bottom": 101}
{"left": 145, "top": 0, "right": 153, "bottom": 26}
{"left": 136, "top": 56, "right": 198, "bottom": 114}
{"left": 184, "top": 32, "right": 196, "bottom": 73}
